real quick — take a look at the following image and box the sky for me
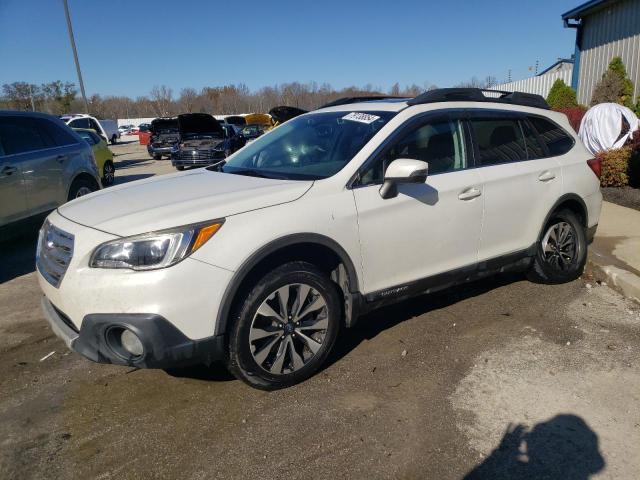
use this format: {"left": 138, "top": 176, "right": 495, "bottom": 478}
{"left": 0, "top": 0, "right": 581, "bottom": 98}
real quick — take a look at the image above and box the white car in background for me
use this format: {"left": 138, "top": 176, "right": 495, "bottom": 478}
{"left": 61, "top": 114, "right": 120, "bottom": 144}
{"left": 38, "top": 89, "right": 602, "bottom": 390}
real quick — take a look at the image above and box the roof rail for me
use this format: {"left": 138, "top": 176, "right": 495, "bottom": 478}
{"left": 319, "top": 95, "right": 408, "bottom": 109}
{"left": 407, "top": 88, "right": 550, "bottom": 110}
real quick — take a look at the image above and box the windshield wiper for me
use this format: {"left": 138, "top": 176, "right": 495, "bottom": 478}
{"left": 224, "top": 168, "right": 277, "bottom": 179}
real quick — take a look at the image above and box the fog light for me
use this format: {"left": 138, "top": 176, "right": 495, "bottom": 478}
{"left": 120, "top": 329, "right": 144, "bottom": 356}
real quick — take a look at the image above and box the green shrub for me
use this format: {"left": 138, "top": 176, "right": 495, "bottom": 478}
{"left": 591, "top": 57, "right": 635, "bottom": 107}
{"left": 598, "top": 146, "right": 632, "bottom": 187}
{"left": 547, "top": 79, "right": 578, "bottom": 109}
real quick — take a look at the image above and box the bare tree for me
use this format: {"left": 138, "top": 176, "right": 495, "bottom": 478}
{"left": 178, "top": 88, "right": 198, "bottom": 113}
{"left": 150, "top": 85, "right": 174, "bottom": 116}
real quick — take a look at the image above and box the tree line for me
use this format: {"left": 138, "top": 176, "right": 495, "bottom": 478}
{"left": 1, "top": 76, "right": 498, "bottom": 120}
{"left": 0, "top": 81, "right": 428, "bottom": 119}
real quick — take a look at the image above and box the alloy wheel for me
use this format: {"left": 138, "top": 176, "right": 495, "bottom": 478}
{"left": 541, "top": 221, "right": 576, "bottom": 271}
{"left": 249, "top": 283, "right": 329, "bottom": 375}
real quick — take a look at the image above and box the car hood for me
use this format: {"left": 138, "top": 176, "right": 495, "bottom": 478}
{"left": 269, "top": 106, "right": 307, "bottom": 124}
{"left": 57, "top": 169, "right": 313, "bottom": 237}
{"left": 151, "top": 117, "right": 179, "bottom": 134}
{"left": 178, "top": 113, "right": 223, "bottom": 136}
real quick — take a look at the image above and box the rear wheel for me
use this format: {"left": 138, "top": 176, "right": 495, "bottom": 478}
{"left": 102, "top": 161, "right": 115, "bottom": 186}
{"left": 176, "top": 165, "right": 185, "bottom": 171}
{"left": 68, "top": 177, "right": 96, "bottom": 200}
{"left": 528, "top": 209, "right": 587, "bottom": 284}
{"left": 227, "top": 261, "right": 341, "bottom": 390}
{"left": 153, "top": 154, "right": 162, "bottom": 160}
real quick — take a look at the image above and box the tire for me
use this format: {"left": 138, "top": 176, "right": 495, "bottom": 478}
{"left": 528, "top": 209, "right": 587, "bottom": 284}
{"left": 102, "top": 161, "right": 115, "bottom": 187}
{"left": 110, "top": 135, "right": 117, "bottom": 145}
{"left": 176, "top": 165, "right": 185, "bottom": 171}
{"left": 227, "top": 261, "right": 342, "bottom": 390}
{"left": 68, "top": 177, "right": 96, "bottom": 201}
{"left": 153, "top": 154, "right": 162, "bottom": 160}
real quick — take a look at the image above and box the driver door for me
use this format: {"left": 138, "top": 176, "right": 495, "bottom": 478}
{"left": 352, "top": 113, "right": 484, "bottom": 296}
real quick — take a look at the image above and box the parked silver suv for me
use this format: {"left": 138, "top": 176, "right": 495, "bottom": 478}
{"left": 0, "top": 111, "right": 101, "bottom": 236}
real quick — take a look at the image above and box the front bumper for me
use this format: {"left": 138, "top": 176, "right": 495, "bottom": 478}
{"left": 41, "top": 296, "right": 225, "bottom": 368}
{"left": 147, "top": 145, "right": 174, "bottom": 156}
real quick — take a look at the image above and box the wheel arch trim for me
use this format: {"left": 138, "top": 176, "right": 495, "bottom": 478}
{"left": 539, "top": 193, "right": 589, "bottom": 238}
{"left": 214, "top": 233, "right": 360, "bottom": 335}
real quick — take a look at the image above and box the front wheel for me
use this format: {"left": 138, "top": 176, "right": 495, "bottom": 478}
{"left": 110, "top": 135, "right": 117, "bottom": 145}
{"left": 227, "top": 261, "right": 341, "bottom": 390}
{"left": 176, "top": 165, "right": 185, "bottom": 171}
{"left": 528, "top": 209, "right": 587, "bottom": 284}
{"left": 153, "top": 154, "right": 162, "bottom": 160}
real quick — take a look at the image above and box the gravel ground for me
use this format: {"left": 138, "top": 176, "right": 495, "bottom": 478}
{"left": 601, "top": 186, "right": 640, "bottom": 212}
{"left": 1, "top": 143, "right": 639, "bottom": 479}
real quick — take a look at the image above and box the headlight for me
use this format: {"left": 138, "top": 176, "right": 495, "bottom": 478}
{"left": 90, "top": 220, "right": 223, "bottom": 270}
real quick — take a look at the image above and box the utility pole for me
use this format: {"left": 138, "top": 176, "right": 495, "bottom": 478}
{"left": 62, "top": 0, "right": 89, "bottom": 113}
{"left": 29, "top": 84, "right": 35, "bottom": 111}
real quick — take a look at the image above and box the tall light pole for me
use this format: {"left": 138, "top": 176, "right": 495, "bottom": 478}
{"left": 62, "top": 0, "right": 89, "bottom": 113}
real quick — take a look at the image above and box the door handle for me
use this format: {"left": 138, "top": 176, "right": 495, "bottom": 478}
{"left": 458, "top": 187, "right": 482, "bottom": 201}
{"left": 1, "top": 165, "right": 17, "bottom": 176}
{"left": 56, "top": 155, "right": 67, "bottom": 163}
{"left": 538, "top": 171, "right": 556, "bottom": 182}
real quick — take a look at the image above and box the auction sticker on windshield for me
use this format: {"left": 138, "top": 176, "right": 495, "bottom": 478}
{"left": 342, "top": 112, "right": 380, "bottom": 124}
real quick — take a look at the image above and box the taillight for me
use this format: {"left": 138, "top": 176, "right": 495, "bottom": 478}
{"left": 587, "top": 158, "right": 601, "bottom": 179}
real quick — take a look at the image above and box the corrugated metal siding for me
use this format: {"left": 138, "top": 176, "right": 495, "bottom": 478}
{"left": 577, "top": 0, "right": 640, "bottom": 105}
{"left": 492, "top": 68, "right": 573, "bottom": 98}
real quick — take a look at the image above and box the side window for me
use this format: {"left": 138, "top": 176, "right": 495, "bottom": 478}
{"left": 360, "top": 117, "right": 467, "bottom": 185}
{"left": 520, "top": 120, "right": 545, "bottom": 159}
{"left": 470, "top": 118, "right": 527, "bottom": 165}
{"left": 69, "top": 118, "right": 89, "bottom": 129}
{"left": 89, "top": 119, "right": 101, "bottom": 132}
{"left": 36, "top": 118, "right": 78, "bottom": 147}
{"left": 0, "top": 117, "right": 50, "bottom": 155}
{"left": 528, "top": 116, "right": 574, "bottom": 157}
{"left": 77, "top": 130, "right": 96, "bottom": 145}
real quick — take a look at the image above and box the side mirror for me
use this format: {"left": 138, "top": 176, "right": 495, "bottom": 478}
{"left": 379, "top": 158, "right": 428, "bottom": 199}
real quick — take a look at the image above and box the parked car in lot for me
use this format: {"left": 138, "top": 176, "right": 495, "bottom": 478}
{"left": 118, "top": 124, "right": 135, "bottom": 135}
{"left": 240, "top": 123, "right": 268, "bottom": 142}
{"left": 147, "top": 117, "right": 179, "bottom": 160}
{"left": 36, "top": 88, "right": 602, "bottom": 390}
{"left": 74, "top": 128, "right": 116, "bottom": 186}
{"left": 0, "top": 111, "right": 101, "bottom": 235}
{"left": 61, "top": 114, "right": 120, "bottom": 144}
{"left": 171, "top": 113, "right": 241, "bottom": 170}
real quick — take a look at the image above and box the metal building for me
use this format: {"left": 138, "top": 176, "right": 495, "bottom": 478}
{"left": 492, "top": 59, "right": 574, "bottom": 98}
{"left": 563, "top": 0, "right": 640, "bottom": 105}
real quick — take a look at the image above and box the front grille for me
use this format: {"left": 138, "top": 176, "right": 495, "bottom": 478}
{"left": 175, "top": 149, "right": 225, "bottom": 161}
{"left": 37, "top": 221, "right": 74, "bottom": 288}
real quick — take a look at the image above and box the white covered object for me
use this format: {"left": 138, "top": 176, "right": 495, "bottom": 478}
{"left": 578, "top": 103, "right": 639, "bottom": 155}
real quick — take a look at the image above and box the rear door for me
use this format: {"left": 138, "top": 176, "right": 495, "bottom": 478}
{"left": 470, "top": 110, "right": 563, "bottom": 261}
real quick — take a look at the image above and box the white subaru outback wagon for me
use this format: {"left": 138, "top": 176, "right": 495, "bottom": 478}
{"left": 37, "top": 88, "right": 602, "bottom": 390}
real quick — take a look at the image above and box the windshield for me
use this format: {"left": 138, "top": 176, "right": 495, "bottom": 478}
{"left": 218, "top": 111, "right": 394, "bottom": 180}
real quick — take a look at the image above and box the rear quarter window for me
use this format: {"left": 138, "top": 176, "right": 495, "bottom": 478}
{"left": 527, "top": 116, "right": 574, "bottom": 157}
{"left": 36, "top": 118, "right": 78, "bottom": 147}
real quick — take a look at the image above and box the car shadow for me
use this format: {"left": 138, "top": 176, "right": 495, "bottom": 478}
{"left": 164, "top": 363, "right": 235, "bottom": 382}
{"left": 114, "top": 174, "right": 155, "bottom": 184}
{"left": 0, "top": 226, "right": 39, "bottom": 283}
{"left": 463, "top": 415, "right": 605, "bottom": 479}
{"left": 324, "top": 272, "right": 522, "bottom": 370}
{"left": 114, "top": 159, "right": 154, "bottom": 169}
